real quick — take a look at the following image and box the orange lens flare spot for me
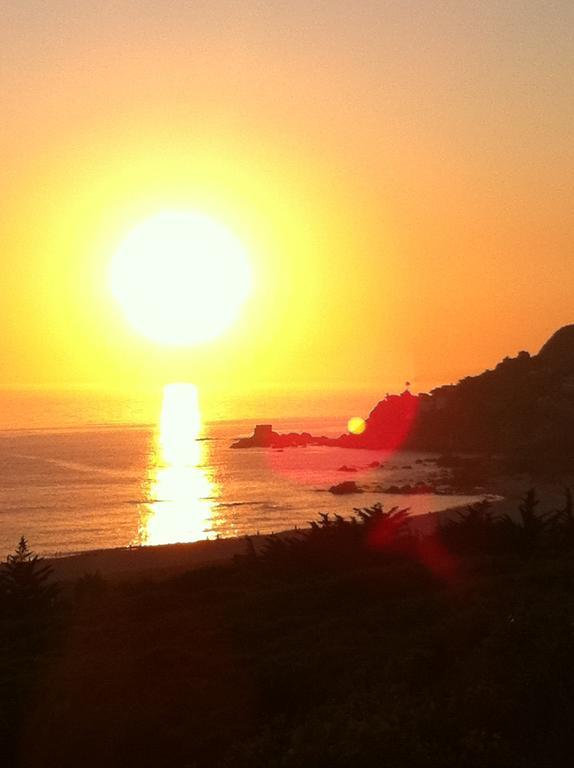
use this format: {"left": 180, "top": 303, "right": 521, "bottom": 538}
{"left": 347, "top": 416, "right": 366, "bottom": 435}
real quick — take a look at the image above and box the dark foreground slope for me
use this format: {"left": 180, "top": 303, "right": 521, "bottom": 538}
{"left": 3, "top": 498, "right": 574, "bottom": 768}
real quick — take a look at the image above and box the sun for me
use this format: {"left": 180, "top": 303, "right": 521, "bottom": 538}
{"left": 110, "top": 211, "right": 252, "bottom": 345}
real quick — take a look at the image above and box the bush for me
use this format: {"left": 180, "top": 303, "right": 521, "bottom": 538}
{"left": 256, "top": 504, "right": 414, "bottom": 572}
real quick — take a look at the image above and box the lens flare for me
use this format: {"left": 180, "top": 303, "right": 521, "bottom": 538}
{"left": 347, "top": 416, "right": 366, "bottom": 435}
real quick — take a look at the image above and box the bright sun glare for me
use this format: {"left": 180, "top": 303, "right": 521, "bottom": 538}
{"left": 110, "top": 211, "right": 252, "bottom": 345}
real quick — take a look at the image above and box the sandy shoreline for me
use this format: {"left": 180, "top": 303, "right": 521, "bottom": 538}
{"left": 45, "top": 529, "right": 295, "bottom": 582}
{"left": 44, "top": 502, "right": 491, "bottom": 582}
{"left": 45, "top": 481, "right": 571, "bottom": 582}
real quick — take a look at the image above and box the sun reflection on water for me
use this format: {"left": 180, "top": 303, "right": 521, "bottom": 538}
{"left": 137, "top": 383, "right": 218, "bottom": 546}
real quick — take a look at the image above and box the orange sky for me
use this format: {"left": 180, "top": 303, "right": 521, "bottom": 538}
{"left": 1, "top": 1, "right": 572, "bottom": 404}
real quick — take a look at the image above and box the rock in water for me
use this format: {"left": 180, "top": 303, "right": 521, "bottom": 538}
{"left": 329, "top": 481, "right": 363, "bottom": 495}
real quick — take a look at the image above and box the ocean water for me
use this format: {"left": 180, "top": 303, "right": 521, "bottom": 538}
{"left": 0, "top": 402, "right": 482, "bottom": 557}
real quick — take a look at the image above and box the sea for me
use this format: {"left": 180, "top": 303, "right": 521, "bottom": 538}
{"left": 0, "top": 388, "right": 482, "bottom": 557}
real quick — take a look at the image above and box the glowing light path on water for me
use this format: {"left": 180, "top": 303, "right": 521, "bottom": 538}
{"left": 137, "top": 383, "right": 218, "bottom": 546}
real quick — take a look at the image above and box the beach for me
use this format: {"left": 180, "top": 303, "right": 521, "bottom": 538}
{"left": 0, "top": 416, "right": 487, "bottom": 558}
{"left": 43, "top": 476, "right": 574, "bottom": 581}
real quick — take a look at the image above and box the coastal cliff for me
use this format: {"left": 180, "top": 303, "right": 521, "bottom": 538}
{"left": 232, "top": 325, "right": 574, "bottom": 464}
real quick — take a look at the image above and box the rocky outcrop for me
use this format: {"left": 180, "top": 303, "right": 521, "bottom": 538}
{"left": 231, "top": 427, "right": 345, "bottom": 449}
{"left": 329, "top": 481, "right": 363, "bottom": 495}
{"left": 231, "top": 391, "right": 419, "bottom": 450}
{"left": 232, "top": 325, "right": 574, "bottom": 467}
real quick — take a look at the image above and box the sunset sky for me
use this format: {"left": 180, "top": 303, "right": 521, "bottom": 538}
{"left": 1, "top": 1, "right": 572, "bottom": 406}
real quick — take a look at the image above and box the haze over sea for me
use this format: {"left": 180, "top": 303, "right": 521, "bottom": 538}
{"left": 0, "top": 388, "right": 480, "bottom": 557}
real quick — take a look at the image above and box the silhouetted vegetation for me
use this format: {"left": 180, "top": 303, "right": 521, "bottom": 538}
{"left": 0, "top": 539, "right": 61, "bottom": 766}
{"left": 252, "top": 490, "right": 574, "bottom": 575}
{"left": 0, "top": 537, "right": 59, "bottom": 616}
{"left": 407, "top": 325, "right": 574, "bottom": 468}
{"left": 4, "top": 495, "right": 574, "bottom": 767}
{"left": 441, "top": 488, "right": 574, "bottom": 558}
{"left": 254, "top": 503, "right": 413, "bottom": 572}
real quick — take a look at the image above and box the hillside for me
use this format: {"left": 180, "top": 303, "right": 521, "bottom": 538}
{"left": 399, "top": 324, "right": 574, "bottom": 458}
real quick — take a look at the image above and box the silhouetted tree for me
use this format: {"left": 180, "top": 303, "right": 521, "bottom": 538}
{"left": 440, "top": 500, "right": 497, "bottom": 553}
{"left": 498, "top": 489, "right": 552, "bottom": 555}
{"left": 0, "top": 537, "right": 58, "bottom": 615}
